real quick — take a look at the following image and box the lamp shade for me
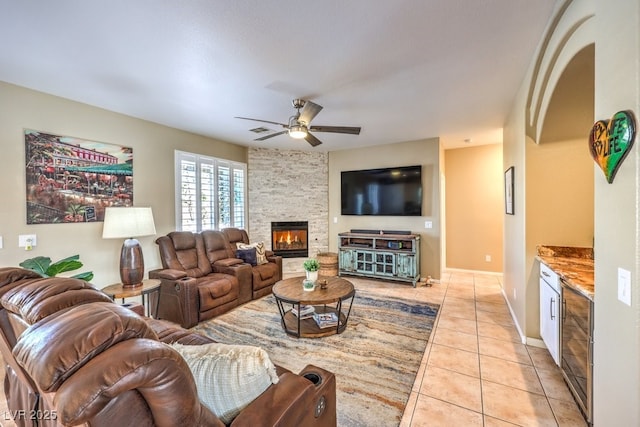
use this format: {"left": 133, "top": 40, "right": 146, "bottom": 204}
{"left": 288, "top": 124, "right": 308, "bottom": 139}
{"left": 102, "top": 207, "right": 156, "bottom": 287}
{"left": 102, "top": 207, "right": 156, "bottom": 238}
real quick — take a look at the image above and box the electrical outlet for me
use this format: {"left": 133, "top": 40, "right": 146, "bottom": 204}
{"left": 424, "top": 221, "right": 433, "bottom": 229}
{"left": 19, "top": 234, "right": 37, "bottom": 250}
{"left": 0, "top": 235, "right": 3, "bottom": 249}
{"left": 333, "top": 217, "right": 338, "bottom": 224}
{"left": 485, "top": 254, "right": 491, "bottom": 262}
{"left": 618, "top": 268, "right": 631, "bottom": 306}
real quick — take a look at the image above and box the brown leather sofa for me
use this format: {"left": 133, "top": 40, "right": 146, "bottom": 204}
{"left": 221, "top": 228, "right": 282, "bottom": 300}
{"left": 0, "top": 267, "right": 336, "bottom": 427}
{"left": 150, "top": 229, "right": 282, "bottom": 328}
{"left": 150, "top": 231, "right": 250, "bottom": 328}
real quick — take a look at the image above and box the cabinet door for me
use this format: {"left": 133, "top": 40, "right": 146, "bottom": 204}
{"left": 356, "top": 251, "right": 375, "bottom": 273}
{"left": 540, "top": 278, "right": 560, "bottom": 365}
{"left": 396, "top": 253, "right": 416, "bottom": 278}
{"left": 339, "top": 249, "right": 355, "bottom": 272}
{"left": 375, "top": 252, "right": 396, "bottom": 276}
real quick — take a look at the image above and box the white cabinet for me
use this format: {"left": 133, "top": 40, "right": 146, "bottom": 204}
{"left": 539, "top": 263, "right": 560, "bottom": 365}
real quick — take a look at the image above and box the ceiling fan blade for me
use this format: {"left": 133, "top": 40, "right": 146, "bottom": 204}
{"left": 235, "top": 116, "right": 288, "bottom": 127}
{"left": 299, "top": 101, "right": 323, "bottom": 125}
{"left": 255, "top": 130, "right": 288, "bottom": 141}
{"left": 309, "top": 125, "right": 361, "bottom": 135}
{"left": 305, "top": 132, "right": 323, "bottom": 147}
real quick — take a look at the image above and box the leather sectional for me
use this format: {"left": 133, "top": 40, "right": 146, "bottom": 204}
{"left": 150, "top": 228, "right": 282, "bottom": 328}
{"left": 0, "top": 267, "right": 336, "bottom": 426}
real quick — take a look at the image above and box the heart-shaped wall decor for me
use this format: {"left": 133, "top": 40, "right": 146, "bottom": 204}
{"left": 589, "top": 110, "right": 636, "bottom": 183}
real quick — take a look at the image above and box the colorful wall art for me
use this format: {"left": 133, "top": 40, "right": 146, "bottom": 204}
{"left": 589, "top": 110, "right": 636, "bottom": 183}
{"left": 25, "top": 130, "right": 133, "bottom": 224}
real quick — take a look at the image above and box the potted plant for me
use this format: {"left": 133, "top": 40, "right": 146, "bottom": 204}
{"left": 303, "top": 258, "right": 320, "bottom": 282}
{"left": 19, "top": 254, "right": 94, "bottom": 281}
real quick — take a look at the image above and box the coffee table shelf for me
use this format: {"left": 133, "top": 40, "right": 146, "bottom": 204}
{"left": 273, "top": 276, "right": 355, "bottom": 338}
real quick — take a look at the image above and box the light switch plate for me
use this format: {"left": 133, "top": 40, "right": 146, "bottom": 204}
{"left": 618, "top": 268, "right": 631, "bottom": 306}
{"left": 0, "top": 236, "right": 3, "bottom": 249}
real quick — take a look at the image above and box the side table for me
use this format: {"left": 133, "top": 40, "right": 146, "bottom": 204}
{"left": 102, "top": 279, "right": 161, "bottom": 318}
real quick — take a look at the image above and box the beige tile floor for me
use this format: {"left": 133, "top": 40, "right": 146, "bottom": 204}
{"left": 365, "top": 270, "right": 588, "bottom": 427}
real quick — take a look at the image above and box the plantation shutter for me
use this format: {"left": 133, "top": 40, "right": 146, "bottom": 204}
{"left": 175, "top": 151, "right": 246, "bottom": 232}
{"left": 177, "top": 153, "right": 198, "bottom": 232}
{"left": 232, "top": 166, "right": 245, "bottom": 228}
{"left": 217, "top": 164, "right": 231, "bottom": 229}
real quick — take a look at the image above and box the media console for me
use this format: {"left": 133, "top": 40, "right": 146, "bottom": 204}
{"left": 338, "top": 231, "right": 420, "bottom": 286}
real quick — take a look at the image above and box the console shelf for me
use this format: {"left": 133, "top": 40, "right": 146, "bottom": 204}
{"left": 338, "top": 232, "right": 420, "bottom": 286}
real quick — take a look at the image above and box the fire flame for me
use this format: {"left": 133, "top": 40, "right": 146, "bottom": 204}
{"left": 278, "top": 231, "right": 299, "bottom": 245}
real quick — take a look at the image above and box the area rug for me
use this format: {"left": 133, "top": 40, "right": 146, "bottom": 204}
{"left": 192, "top": 287, "right": 440, "bottom": 427}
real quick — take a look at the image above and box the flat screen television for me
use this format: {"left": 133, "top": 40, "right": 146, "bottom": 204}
{"left": 341, "top": 165, "right": 422, "bottom": 216}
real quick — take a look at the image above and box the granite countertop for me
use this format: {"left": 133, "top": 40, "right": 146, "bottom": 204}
{"left": 536, "top": 245, "right": 595, "bottom": 301}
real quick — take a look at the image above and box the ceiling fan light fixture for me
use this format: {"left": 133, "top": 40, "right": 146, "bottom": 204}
{"left": 289, "top": 124, "right": 307, "bottom": 139}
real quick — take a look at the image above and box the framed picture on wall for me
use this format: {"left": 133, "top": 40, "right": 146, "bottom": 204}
{"left": 25, "top": 129, "right": 133, "bottom": 224}
{"left": 505, "top": 166, "right": 514, "bottom": 215}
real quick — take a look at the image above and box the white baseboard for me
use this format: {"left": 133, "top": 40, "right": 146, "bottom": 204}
{"left": 525, "top": 337, "right": 546, "bottom": 348}
{"left": 501, "top": 288, "right": 527, "bottom": 344}
{"left": 444, "top": 267, "right": 503, "bottom": 276}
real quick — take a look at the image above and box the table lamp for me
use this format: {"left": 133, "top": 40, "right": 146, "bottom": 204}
{"left": 102, "top": 207, "right": 156, "bottom": 287}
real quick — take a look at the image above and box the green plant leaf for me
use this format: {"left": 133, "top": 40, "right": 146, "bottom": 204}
{"left": 20, "top": 254, "right": 93, "bottom": 282}
{"left": 18, "top": 256, "right": 52, "bottom": 277}
{"left": 303, "top": 259, "right": 320, "bottom": 271}
{"left": 46, "top": 256, "right": 83, "bottom": 277}
{"left": 53, "top": 254, "right": 81, "bottom": 265}
{"left": 71, "top": 271, "right": 94, "bottom": 282}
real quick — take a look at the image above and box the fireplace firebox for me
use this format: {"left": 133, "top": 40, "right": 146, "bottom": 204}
{"left": 271, "top": 221, "right": 308, "bottom": 258}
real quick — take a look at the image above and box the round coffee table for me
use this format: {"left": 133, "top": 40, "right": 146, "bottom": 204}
{"left": 272, "top": 276, "right": 356, "bottom": 338}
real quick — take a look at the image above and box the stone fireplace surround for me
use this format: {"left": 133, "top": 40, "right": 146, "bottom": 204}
{"left": 247, "top": 148, "right": 329, "bottom": 274}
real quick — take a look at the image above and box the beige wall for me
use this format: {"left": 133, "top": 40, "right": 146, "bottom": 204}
{"left": 506, "top": 0, "right": 640, "bottom": 424}
{"left": 526, "top": 137, "right": 594, "bottom": 248}
{"left": 592, "top": 0, "right": 640, "bottom": 424}
{"left": 444, "top": 144, "right": 503, "bottom": 272}
{"left": 525, "top": 137, "right": 594, "bottom": 337}
{"left": 328, "top": 138, "right": 442, "bottom": 280}
{"left": 502, "top": 88, "right": 528, "bottom": 339}
{"left": 0, "top": 81, "right": 247, "bottom": 288}
{"left": 504, "top": 0, "right": 596, "bottom": 341}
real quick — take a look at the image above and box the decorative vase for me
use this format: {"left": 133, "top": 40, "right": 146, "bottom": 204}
{"left": 306, "top": 270, "right": 318, "bottom": 282}
{"left": 302, "top": 279, "right": 315, "bottom": 291}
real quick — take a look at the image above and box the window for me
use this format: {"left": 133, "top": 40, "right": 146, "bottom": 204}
{"left": 175, "top": 151, "right": 246, "bottom": 232}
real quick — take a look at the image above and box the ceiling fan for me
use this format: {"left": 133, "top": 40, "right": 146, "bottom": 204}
{"left": 235, "top": 99, "right": 361, "bottom": 147}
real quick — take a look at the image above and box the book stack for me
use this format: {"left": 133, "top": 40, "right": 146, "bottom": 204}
{"left": 313, "top": 312, "right": 339, "bottom": 329}
{"left": 291, "top": 305, "right": 315, "bottom": 319}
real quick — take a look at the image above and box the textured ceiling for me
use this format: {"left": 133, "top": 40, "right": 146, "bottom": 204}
{"left": 0, "top": 0, "right": 557, "bottom": 151}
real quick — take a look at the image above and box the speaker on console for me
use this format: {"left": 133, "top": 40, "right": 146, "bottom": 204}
{"left": 382, "top": 230, "right": 411, "bottom": 235}
{"left": 349, "top": 229, "right": 412, "bottom": 235}
{"left": 350, "top": 229, "right": 381, "bottom": 234}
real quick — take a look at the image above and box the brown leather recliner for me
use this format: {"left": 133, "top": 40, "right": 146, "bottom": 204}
{"left": 201, "top": 229, "right": 253, "bottom": 304}
{"left": 222, "top": 228, "right": 283, "bottom": 300}
{"left": 150, "top": 231, "right": 247, "bottom": 328}
{"left": 0, "top": 267, "right": 337, "bottom": 427}
{"left": 0, "top": 267, "right": 220, "bottom": 427}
